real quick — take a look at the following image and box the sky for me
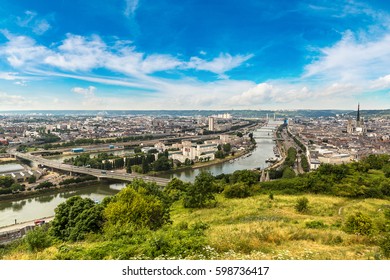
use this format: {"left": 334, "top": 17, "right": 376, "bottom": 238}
{"left": 1, "top": 0, "right": 390, "bottom": 111}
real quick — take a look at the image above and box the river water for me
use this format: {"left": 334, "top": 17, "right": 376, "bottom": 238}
{"left": 0, "top": 122, "right": 280, "bottom": 227}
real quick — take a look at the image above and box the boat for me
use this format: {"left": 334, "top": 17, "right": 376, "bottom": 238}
{"left": 265, "top": 157, "right": 278, "bottom": 163}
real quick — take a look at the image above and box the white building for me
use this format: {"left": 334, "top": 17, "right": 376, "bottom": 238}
{"left": 170, "top": 141, "right": 218, "bottom": 163}
{"left": 208, "top": 117, "right": 215, "bottom": 131}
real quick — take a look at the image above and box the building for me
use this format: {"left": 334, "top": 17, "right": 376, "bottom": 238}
{"left": 170, "top": 140, "right": 218, "bottom": 163}
{"left": 208, "top": 117, "right": 215, "bottom": 131}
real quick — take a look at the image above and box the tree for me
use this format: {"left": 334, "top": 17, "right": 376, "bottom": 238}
{"left": 236, "top": 132, "right": 243, "bottom": 137}
{"left": 183, "top": 171, "right": 216, "bottom": 208}
{"left": 0, "top": 176, "right": 14, "bottom": 188}
{"left": 104, "top": 183, "right": 169, "bottom": 230}
{"left": 28, "top": 175, "right": 36, "bottom": 184}
{"left": 50, "top": 196, "right": 104, "bottom": 241}
{"left": 222, "top": 143, "right": 231, "bottom": 153}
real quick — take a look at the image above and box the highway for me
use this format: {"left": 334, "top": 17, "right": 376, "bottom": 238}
{"left": 10, "top": 151, "right": 170, "bottom": 186}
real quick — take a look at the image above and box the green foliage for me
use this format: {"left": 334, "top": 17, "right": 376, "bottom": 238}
{"left": 300, "top": 154, "right": 310, "bottom": 172}
{"left": 35, "top": 181, "right": 54, "bottom": 190}
{"left": 343, "top": 212, "right": 374, "bottom": 235}
{"left": 229, "top": 170, "right": 259, "bottom": 186}
{"left": 284, "top": 147, "right": 297, "bottom": 167}
{"left": 380, "top": 234, "right": 390, "bottom": 258}
{"left": 27, "top": 175, "right": 36, "bottom": 184}
{"left": 383, "top": 164, "right": 390, "bottom": 178}
{"left": 222, "top": 143, "right": 231, "bottom": 153}
{"left": 11, "top": 183, "right": 25, "bottom": 192}
{"left": 223, "top": 182, "right": 251, "bottom": 198}
{"left": 152, "top": 156, "right": 172, "bottom": 172}
{"left": 282, "top": 167, "right": 296, "bottom": 178}
{"left": 305, "top": 220, "right": 327, "bottom": 229}
{"left": 214, "top": 150, "right": 225, "bottom": 159}
{"left": 183, "top": 171, "right": 216, "bottom": 208}
{"left": 295, "top": 197, "right": 309, "bottom": 213}
{"left": 51, "top": 196, "right": 104, "bottom": 241}
{"left": 164, "top": 178, "right": 188, "bottom": 202}
{"left": 236, "top": 132, "right": 243, "bottom": 137}
{"left": 0, "top": 176, "right": 14, "bottom": 188}
{"left": 104, "top": 182, "right": 169, "bottom": 230}
{"left": 59, "top": 175, "right": 96, "bottom": 186}
{"left": 24, "top": 226, "right": 52, "bottom": 252}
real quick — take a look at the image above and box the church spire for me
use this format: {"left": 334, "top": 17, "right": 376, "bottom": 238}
{"left": 357, "top": 103, "right": 360, "bottom": 123}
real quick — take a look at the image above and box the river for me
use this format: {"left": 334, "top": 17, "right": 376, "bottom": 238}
{"left": 166, "top": 121, "right": 280, "bottom": 182}
{"left": 0, "top": 122, "right": 280, "bottom": 227}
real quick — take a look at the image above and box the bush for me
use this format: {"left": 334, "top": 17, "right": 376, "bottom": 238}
{"left": 305, "top": 220, "right": 327, "bottom": 229}
{"left": 104, "top": 184, "right": 169, "bottom": 230}
{"left": 295, "top": 197, "right": 309, "bottom": 213}
{"left": 380, "top": 234, "right": 390, "bottom": 258}
{"left": 24, "top": 226, "right": 52, "bottom": 252}
{"left": 343, "top": 212, "right": 374, "bottom": 235}
{"left": 223, "top": 183, "right": 251, "bottom": 198}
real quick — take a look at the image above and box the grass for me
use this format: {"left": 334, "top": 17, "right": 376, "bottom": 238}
{"left": 170, "top": 193, "right": 389, "bottom": 260}
{"left": 1, "top": 192, "right": 390, "bottom": 260}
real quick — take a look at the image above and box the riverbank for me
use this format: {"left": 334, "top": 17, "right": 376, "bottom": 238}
{"left": 0, "top": 216, "right": 54, "bottom": 234}
{"left": 0, "top": 179, "right": 99, "bottom": 202}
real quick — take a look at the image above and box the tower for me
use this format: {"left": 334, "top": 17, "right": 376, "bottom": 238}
{"left": 208, "top": 117, "right": 215, "bottom": 131}
{"left": 356, "top": 103, "right": 360, "bottom": 126}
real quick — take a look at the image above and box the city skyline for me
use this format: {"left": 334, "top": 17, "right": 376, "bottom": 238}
{"left": 1, "top": 0, "right": 390, "bottom": 111}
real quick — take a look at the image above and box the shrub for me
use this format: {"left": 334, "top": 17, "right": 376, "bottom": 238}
{"left": 24, "top": 226, "right": 52, "bottom": 252}
{"left": 380, "top": 234, "right": 390, "bottom": 258}
{"left": 295, "top": 197, "right": 309, "bottom": 213}
{"left": 305, "top": 220, "right": 327, "bottom": 229}
{"left": 343, "top": 212, "right": 374, "bottom": 235}
{"left": 104, "top": 184, "right": 169, "bottom": 230}
{"left": 223, "top": 183, "right": 251, "bottom": 198}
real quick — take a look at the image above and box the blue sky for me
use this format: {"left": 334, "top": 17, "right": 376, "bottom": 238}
{"left": 1, "top": 0, "right": 390, "bottom": 110}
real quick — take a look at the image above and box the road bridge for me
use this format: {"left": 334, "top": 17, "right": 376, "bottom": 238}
{"left": 11, "top": 151, "right": 170, "bottom": 187}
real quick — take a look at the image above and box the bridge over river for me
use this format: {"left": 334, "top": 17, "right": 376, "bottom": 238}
{"left": 11, "top": 151, "right": 170, "bottom": 186}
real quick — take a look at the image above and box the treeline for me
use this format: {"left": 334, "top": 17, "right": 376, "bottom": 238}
{"left": 64, "top": 151, "right": 173, "bottom": 174}
{"left": 261, "top": 154, "right": 390, "bottom": 198}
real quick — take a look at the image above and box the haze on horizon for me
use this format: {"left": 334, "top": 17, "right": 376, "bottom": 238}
{"left": 1, "top": 0, "right": 390, "bottom": 111}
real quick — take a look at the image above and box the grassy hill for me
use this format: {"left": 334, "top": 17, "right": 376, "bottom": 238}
{"left": 1, "top": 192, "right": 389, "bottom": 260}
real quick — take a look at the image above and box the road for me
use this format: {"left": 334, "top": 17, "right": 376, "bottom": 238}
{"left": 10, "top": 151, "right": 170, "bottom": 186}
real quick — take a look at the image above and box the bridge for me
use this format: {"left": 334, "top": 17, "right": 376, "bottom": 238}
{"left": 11, "top": 151, "right": 170, "bottom": 187}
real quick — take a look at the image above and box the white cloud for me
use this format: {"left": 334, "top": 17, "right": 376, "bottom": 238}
{"left": 371, "top": 74, "right": 390, "bottom": 89}
{"left": 0, "top": 72, "right": 19, "bottom": 80}
{"left": 304, "top": 29, "right": 390, "bottom": 83}
{"left": 0, "top": 30, "right": 51, "bottom": 68}
{"left": 186, "top": 53, "right": 253, "bottom": 78}
{"left": 33, "top": 19, "right": 51, "bottom": 35}
{"left": 16, "top": 10, "right": 51, "bottom": 35}
{"left": 71, "top": 86, "right": 96, "bottom": 97}
{"left": 0, "top": 92, "right": 31, "bottom": 107}
{"left": 44, "top": 34, "right": 105, "bottom": 71}
{"left": 124, "top": 0, "right": 139, "bottom": 17}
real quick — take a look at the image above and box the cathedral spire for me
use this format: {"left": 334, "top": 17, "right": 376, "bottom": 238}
{"left": 357, "top": 103, "right": 360, "bottom": 123}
